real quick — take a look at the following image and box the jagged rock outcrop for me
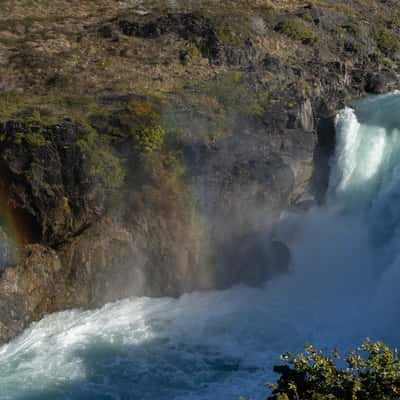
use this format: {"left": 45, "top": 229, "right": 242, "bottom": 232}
{"left": 116, "top": 13, "right": 261, "bottom": 66}
{"left": 0, "top": 245, "right": 68, "bottom": 343}
{"left": 0, "top": 120, "right": 104, "bottom": 246}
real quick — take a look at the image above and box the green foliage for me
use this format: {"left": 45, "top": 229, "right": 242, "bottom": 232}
{"left": 77, "top": 124, "right": 125, "bottom": 190}
{"left": 132, "top": 124, "right": 165, "bottom": 153}
{"left": 275, "top": 18, "right": 318, "bottom": 45}
{"left": 8, "top": 111, "right": 50, "bottom": 146}
{"left": 377, "top": 29, "right": 399, "bottom": 55}
{"left": 268, "top": 340, "right": 400, "bottom": 400}
{"left": 128, "top": 101, "right": 165, "bottom": 153}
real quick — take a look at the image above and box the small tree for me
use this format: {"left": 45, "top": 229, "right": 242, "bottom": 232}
{"left": 268, "top": 340, "right": 400, "bottom": 400}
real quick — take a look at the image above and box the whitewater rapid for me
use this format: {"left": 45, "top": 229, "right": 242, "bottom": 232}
{"left": 1, "top": 92, "right": 400, "bottom": 400}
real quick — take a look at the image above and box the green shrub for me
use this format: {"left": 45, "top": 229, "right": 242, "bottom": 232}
{"left": 275, "top": 18, "right": 318, "bottom": 45}
{"left": 128, "top": 100, "right": 165, "bottom": 153}
{"left": 377, "top": 30, "right": 399, "bottom": 55}
{"left": 268, "top": 340, "right": 400, "bottom": 400}
{"left": 132, "top": 124, "right": 165, "bottom": 153}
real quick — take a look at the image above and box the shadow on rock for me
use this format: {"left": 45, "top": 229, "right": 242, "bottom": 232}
{"left": 216, "top": 230, "right": 291, "bottom": 289}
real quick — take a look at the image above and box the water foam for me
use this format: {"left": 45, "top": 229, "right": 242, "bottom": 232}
{"left": 1, "top": 93, "right": 400, "bottom": 400}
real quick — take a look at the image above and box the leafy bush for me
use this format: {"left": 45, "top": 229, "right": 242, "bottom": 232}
{"left": 275, "top": 18, "right": 318, "bottom": 45}
{"left": 132, "top": 124, "right": 165, "bottom": 153}
{"left": 268, "top": 340, "right": 400, "bottom": 400}
{"left": 128, "top": 101, "right": 165, "bottom": 153}
{"left": 377, "top": 30, "right": 399, "bottom": 55}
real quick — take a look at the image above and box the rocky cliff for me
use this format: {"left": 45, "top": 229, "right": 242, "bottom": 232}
{"left": 0, "top": 0, "right": 399, "bottom": 343}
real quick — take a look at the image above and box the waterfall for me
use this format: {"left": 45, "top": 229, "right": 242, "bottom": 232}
{"left": 1, "top": 92, "right": 400, "bottom": 400}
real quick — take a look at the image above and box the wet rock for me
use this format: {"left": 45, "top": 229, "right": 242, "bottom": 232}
{"left": 217, "top": 230, "right": 291, "bottom": 288}
{"left": 0, "top": 245, "right": 66, "bottom": 343}
{"left": 365, "top": 71, "right": 399, "bottom": 94}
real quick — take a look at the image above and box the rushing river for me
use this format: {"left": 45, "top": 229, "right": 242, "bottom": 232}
{"left": 1, "top": 92, "right": 400, "bottom": 400}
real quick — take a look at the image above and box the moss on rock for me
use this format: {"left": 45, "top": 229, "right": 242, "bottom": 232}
{"left": 275, "top": 18, "right": 318, "bottom": 45}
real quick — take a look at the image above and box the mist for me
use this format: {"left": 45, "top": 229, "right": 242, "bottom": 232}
{"left": 1, "top": 92, "right": 400, "bottom": 399}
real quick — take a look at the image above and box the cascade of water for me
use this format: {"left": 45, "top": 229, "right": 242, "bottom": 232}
{"left": 1, "top": 93, "right": 400, "bottom": 400}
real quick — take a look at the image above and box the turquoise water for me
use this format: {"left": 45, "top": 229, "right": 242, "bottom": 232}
{"left": 1, "top": 92, "right": 400, "bottom": 399}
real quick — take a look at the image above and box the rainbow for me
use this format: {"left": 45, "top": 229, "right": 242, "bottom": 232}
{"left": 0, "top": 183, "right": 31, "bottom": 267}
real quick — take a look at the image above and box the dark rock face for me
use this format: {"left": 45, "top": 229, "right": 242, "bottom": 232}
{"left": 0, "top": 121, "right": 103, "bottom": 246}
{"left": 217, "top": 233, "right": 290, "bottom": 288}
{"left": 365, "top": 71, "right": 399, "bottom": 94}
{"left": 117, "top": 13, "right": 261, "bottom": 66}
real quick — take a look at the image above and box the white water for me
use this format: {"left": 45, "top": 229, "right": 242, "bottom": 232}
{"left": 1, "top": 93, "right": 400, "bottom": 400}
